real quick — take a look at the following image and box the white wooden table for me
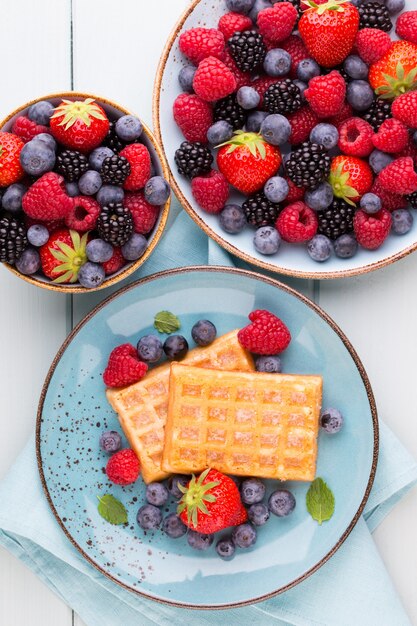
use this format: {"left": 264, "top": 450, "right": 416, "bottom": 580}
{"left": 0, "top": 1, "right": 416, "bottom": 624}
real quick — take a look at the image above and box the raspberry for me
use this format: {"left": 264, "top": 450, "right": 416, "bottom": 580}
{"left": 373, "top": 118, "right": 409, "bottom": 154}
{"left": 304, "top": 71, "right": 346, "bottom": 118}
{"left": 355, "top": 28, "right": 392, "bottom": 65}
{"left": 396, "top": 135, "right": 417, "bottom": 167}
{"left": 218, "top": 12, "right": 252, "bottom": 41}
{"left": 338, "top": 118, "right": 374, "bottom": 157}
{"left": 281, "top": 35, "right": 309, "bottom": 79}
{"left": 65, "top": 196, "right": 100, "bottom": 232}
{"left": 378, "top": 157, "right": 417, "bottom": 195}
{"left": 326, "top": 102, "right": 354, "bottom": 129}
{"left": 191, "top": 170, "right": 229, "bottom": 214}
{"left": 103, "top": 343, "right": 148, "bottom": 388}
{"left": 173, "top": 94, "right": 213, "bottom": 143}
{"left": 392, "top": 91, "right": 417, "bottom": 129}
{"left": 102, "top": 247, "right": 125, "bottom": 275}
{"left": 124, "top": 191, "right": 159, "bottom": 234}
{"left": 251, "top": 76, "right": 281, "bottom": 109}
{"left": 106, "top": 448, "right": 141, "bottom": 486}
{"left": 222, "top": 51, "right": 252, "bottom": 90}
{"left": 12, "top": 116, "right": 50, "bottom": 143}
{"left": 193, "top": 57, "right": 237, "bottom": 102}
{"left": 119, "top": 143, "right": 151, "bottom": 191}
{"left": 22, "top": 172, "right": 73, "bottom": 221}
{"left": 25, "top": 216, "right": 64, "bottom": 233}
{"left": 371, "top": 177, "right": 407, "bottom": 211}
{"left": 276, "top": 202, "right": 318, "bottom": 242}
{"left": 257, "top": 3, "right": 298, "bottom": 43}
{"left": 287, "top": 106, "right": 319, "bottom": 145}
{"left": 238, "top": 309, "right": 291, "bottom": 355}
{"left": 353, "top": 209, "right": 392, "bottom": 250}
{"left": 396, "top": 11, "right": 417, "bottom": 45}
{"left": 285, "top": 178, "right": 305, "bottom": 203}
{"left": 179, "top": 28, "right": 225, "bottom": 65}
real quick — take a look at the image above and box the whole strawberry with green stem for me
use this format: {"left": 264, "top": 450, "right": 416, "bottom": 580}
{"left": 40, "top": 229, "right": 88, "bottom": 283}
{"left": 368, "top": 41, "right": 417, "bottom": 100}
{"left": 329, "top": 156, "right": 373, "bottom": 204}
{"left": 50, "top": 98, "right": 110, "bottom": 153}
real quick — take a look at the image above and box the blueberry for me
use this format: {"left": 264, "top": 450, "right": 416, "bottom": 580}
{"left": 261, "top": 113, "right": 291, "bottom": 146}
{"left": 255, "top": 355, "right": 282, "bottom": 373}
{"left": 305, "top": 183, "right": 334, "bottom": 211}
{"left": 343, "top": 55, "right": 368, "bottom": 80}
{"left": 232, "top": 523, "right": 257, "bottom": 548}
{"left": 246, "top": 110, "right": 269, "bottom": 133}
{"left": 254, "top": 225, "right": 281, "bottom": 255}
{"left": 293, "top": 80, "right": 307, "bottom": 100}
{"left": 2, "top": 183, "right": 26, "bottom": 213}
{"left": 99, "top": 430, "right": 122, "bottom": 453}
{"left": 137, "top": 335, "right": 163, "bottom": 363}
{"left": 163, "top": 335, "right": 189, "bottom": 361}
{"left": 248, "top": 503, "right": 270, "bottom": 526}
{"left": 321, "top": 407, "right": 343, "bottom": 434}
{"left": 77, "top": 262, "right": 106, "bottom": 289}
{"left": 207, "top": 120, "right": 234, "bottom": 145}
{"left": 216, "top": 537, "right": 236, "bottom": 559}
{"left": 179, "top": 66, "right": 196, "bottom": 93}
{"left": 237, "top": 86, "right": 261, "bottom": 110}
{"left": 15, "top": 248, "right": 40, "bottom": 275}
{"left": 162, "top": 513, "right": 187, "bottom": 538}
{"left": 89, "top": 146, "right": 114, "bottom": 171}
{"left": 249, "top": 0, "right": 271, "bottom": 20}
{"left": 121, "top": 233, "right": 147, "bottom": 261}
{"left": 297, "top": 58, "right": 321, "bottom": 82}
{"left": 28, "top": 100, "right": 54, "bottom": 125}
{"left": 307, "top": 234, "right": 333, "bottom": 262}
{"left": 137, "top": 504, "right": 162, "bottom": 530}
{"left": 31, "top": 133, "right": 57, "bottom": 151}
{"left": 226, "top": 0, "right": 256, "bottom": 13}
{"left": 347, "top": 80, "right": 374, "bottom": 112}
{"left": 167, "top": 474, "right": 190, "bottom": 499}
{"left": 310, "top": 123, "right": 339, "bottom": 150}
{"left": 144, "top": 176, "right": 170, "bottom": 206}
{"left": 97, "top": 185, "right": 125, "bottom": 206}
{"left": 86, "top": 239, "right": 113, "bottom": 263}
{"left": 115, "top": 115, "right": 143, "bottom": 142}
{"left": 392, "top": 209, "right": 413, "bottom": 235}
{"left": 27, "top": 224, "right": 49, "bottom": 247}
{"left": 240, "top": 478, "right": 265, "bottom": 505}
{"left": 65, "top": 182, "right": 80, "bottom": 197}
{"left": 191, "top": 320, "right": 217, "bottom": 346}
{"left": 146, "top": 482, "right": 169, "bottom": 506}
{"left": 334, "top": 233, "right": 358, "bottom": 258}
{"left": 187, "top": 530, "right": 214, "bottom": 550}
{"left": 20, "top": 141, "right": 55, "bottom": 176}
{"left": 268, "top": 489, "right": 296, "bottom": 517}
{"left": 385, "top": 0, "right": 404, "bottom": 13}
{"left": 369, "top": 149, "right": 394, "bottom": 174}
{"left": 264, "top": 176, "right": 289, "bottom": 203}
{"left": 360, "top": 192, "right": 381, "bottom": 214}
{"left": 264, "top": 49, "right": 292, "bottom": 77}
{"left": 78, "top": 170, "right": 102, "bottom": 196}
{"left": 219, "top": 204, "right": 246, "bottom": 234}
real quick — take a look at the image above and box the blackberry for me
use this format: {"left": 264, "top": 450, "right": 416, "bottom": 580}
{"left": 174, "top": 141, "right": 213, "bottom": 179}
{"left": 0, "top": 215, "right": 28, "bottom": 264}
{"left": 55, "top": 150, "right": 89, "bottom": 182}
{"left": 285, "top": 142, "right": 331, "bottom": 190}
{"left": 407, "top": 192, "right": 417, "bottom": 209}
{"left": 104, "top": 121, "right": 125, "bottom": 153}
{"left": 358, "top": 3, "right": 392, "bottom": 32}
{"left": 317, "top": 198, "right": 356, "bottom": 240}
{"left": 214, "top": 95, "right": 246, "bottom": 131}
{"left": 362, "top": 99, "right": 392, "bottom": 131}
{"left": 263, "top": 79, "right": 302, "bottom": 115}
{"left": 97, "top": 202, "right": 134, "bottom": 246}
{"left": 227, "top": 30, "right": 267, "bottom": 73}
{"left": 242, "top": 192, "right": 281, "bottom": 227}
{"left": 100, "top": 155, "right": 131, "bottom": 185}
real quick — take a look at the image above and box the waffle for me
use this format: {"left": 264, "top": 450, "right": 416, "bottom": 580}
{"left": 106, "top": 330, "right": 254, "bottom": 483}
{"left": 162, "top": 364, "right": 323, "bottom": 481}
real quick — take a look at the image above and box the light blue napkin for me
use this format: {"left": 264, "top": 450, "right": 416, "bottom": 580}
{"left": 1, "top": 204, "right": 416, "bottom": 626}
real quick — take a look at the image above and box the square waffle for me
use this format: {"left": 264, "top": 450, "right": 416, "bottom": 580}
{"left": 106, "top": 330, "right": 254, "bottom": 483}
{"left": 162, "top": 364, "right": 323, "bottom": 481}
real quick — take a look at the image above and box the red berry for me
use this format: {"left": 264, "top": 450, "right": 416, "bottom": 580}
{"left": 12, "top": 116, "right": 51, "bottom": 143}
{"left": 193, "top": 57, "right": 237, "bottom": 102}
{"left": 173, "top": 94, "right": 213, "bottom": 143}
{"left": 392, "top": 91, "right": 417, "bottom": 129}
{"left": 106, "top": 448, "right": 141, "bottom": 486}
{"left": 238, "top": 309, "right": 291, "bottom": 355}
{"left": 276, "top": 201, "right": 318, "bottom": 243}
{"left": 25, "top": 216, "right": 64, "bottom": 233}
{"left": 0, "top": 132, "right": 25, "bottom": 186}
{"left": 338, "top": 117, "right": 374, "bottom": 157}
{"left": 102, "top": 247, "right": 125, "bottom": 275}
{"left": 285, "top": 177, "right": 305, "bottom": 203}
{"left": 396, "top": 11, "right": 417, "bottom": 45}
{"left": 281, "top": 35, "right": 309, "bottom": 79}
{"left": 257, "top": 3, "right": 298, "bottom": 43}
{"left": 378, "top": 157, "right": 417, "bottom": 195}
{"left": 305, "top": 71, "right": 346, "bottom": 118}
{"left": 65, "top": 196, "right": 100, "bottom": 232}
{"left": 124, "top": 191, "right": 159, "bottom": 234}
{"left": 287, "top": 106, "right": 319, "bottom": 145}
{"left": 355, "top": 28, "right": 392, "bottom": 65}
{"left": 222, "top": 51, "right": 252, "bottom": 90}
{"left": 218, "top": 12, "right": 252, "bottom": 41}
{"left": 103, "top": 343, "right": 148, "bottom": 388}
{"left": 179, "top": 28, "right": 225, "bottom": 65}
{"left": 353, "top": 209, "right": 392, "bottom": 250}
{"left": 396, "top": 134, "right": 417, "bottom": 168}
{"left": 326, "top": 101, "right": 354, "bottom": 129}
{"left": 119, "top": 143, "right": 151, "bottom": 191}
{"left": 22, "top": 172, "right": 73, "bottom": 220}
{"left": 373, "top": 118, "right": 409, "bottom": 154}
{"left": 50, "top": 98, "right": 109, "bottom": 153}
{"left": 191, "top": 170, "right": 229, "bottom": 214}
{"left": 371, "top": 177, "right": 406, "bottom": 212}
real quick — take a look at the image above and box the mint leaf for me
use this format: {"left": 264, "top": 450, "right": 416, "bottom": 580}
{"left": 306, "top": 478, "right": 335, "bottom": 525}
{"left": 154, "top": 311, "right": 181, "bottom": 334}
{"left": 97, "top": 494, "right": 128, "bottom": 525}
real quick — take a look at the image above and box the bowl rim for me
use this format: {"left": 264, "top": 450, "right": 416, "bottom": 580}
{"left": 152, "top": 0, "right": 415, "bottom": 280}
{"left": 2, "top": 91, "right": 171, "bottom": 293}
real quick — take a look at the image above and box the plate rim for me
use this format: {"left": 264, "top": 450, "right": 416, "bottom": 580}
{"left": 36, "top": 265, "right": 379, "bottom": 609}
{"left": 152, "top": 0, "right": 417, "bottom": 280}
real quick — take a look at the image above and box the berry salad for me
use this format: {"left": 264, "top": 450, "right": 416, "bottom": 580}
{"left": 0, "top": 96, "right": 170, "bottom": 289}
{"left": 169, "top": 0, "right": 417, "bottom": 265}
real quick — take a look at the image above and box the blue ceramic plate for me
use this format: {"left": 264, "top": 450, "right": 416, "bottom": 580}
{"left": 37, "top": 267, "right": 378, "bottom": 608}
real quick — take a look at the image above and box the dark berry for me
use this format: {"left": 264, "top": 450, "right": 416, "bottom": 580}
{"left": 163, "top": 335, "right": 189, "bottom": 361}
{"left": 174, "top": 141, "right": 213, "bottom": 179}
{"left": 268, "top": 489, "right": 296, "bottom": 517}
{"left": 101, "top": 155, "right": 131, "bottom": 185}
{"left": 358, "top": 2, "right": 393, "bottom": 31}
{"left": 227, "top": 30, "right": 267, "bottom": 73}
{"left": 55, "top": 149, "right": 88, "bottom": 182}
{"left": 0, "top": 216, "right": 28, "bottom": 264}
{"left": 317, "top": 198, "right": 356, "bottom": 240}
{"left": 97, "top": 202, "right": 134, "bottom": 246}
{"left": 162, "top": 513, "right": 187, "bottom": 538}
{"left": 263, "top": 79, "right": 302, "bottom": 115}
{"left": 285, "top": 142, "right": 331, "bottom": 190}
{"left": 216, "top": 537, "right": 236, "bottom": 559}
{"left": 243, "top": 191, "right": 281, "bottom": 227}
{"left": 214, "top": 94, "right": 247, "bottom": 131}
{"left": 191, "top": 320, "right": 217, "bottom": 346}
{"left": 145, "top": 482, "right": 169, "bottom": 506}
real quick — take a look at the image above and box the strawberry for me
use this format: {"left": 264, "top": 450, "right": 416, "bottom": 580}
{"left": 304, "top": 71, "right": 346, "bottom": 118}
{"left": 173, "top": 94, "right": 213, "bottom": 143}
{"left": 378, "top": 157, "right": 417, "bottom": 195}
{"left": 257, "top": 3, "right": 298, "bottom": 43}
{"left": 287, "top": 106, "right": 319, "bottom": 145}
{"left": 372, "top": 118, "right": 409, "bottom": 153}
{"left": 191, "top": 170, "right": 230, "bottom": 214}
{"left": 119, "top": 143, "right": 151, "bottom": 191}
{"left": 178, "top": 468, "right": 247, "bottom": 534}
{"left": 12, "top": 116, "right": 50, "bottom": 143}
{"left": 50, "top": 98, "right": 109, "bottom": 153}
{"left": 353, "top": 209, "right": 392, "bottom": 250}
{"left": 396, "top": 11, "right": 417, "bottom": 45}
{"left": 299, "top": 0, "right": 359, "bottom": 68}
{"left": 179, "top": 28, "right": 225, "bottom": 65}
{"left": 238, "top": 309, "right": 291, "bottom": 355}
{"left": 65, "top": 196, "right": 100, "bottom": 232}
{"left": 103, "top": 344, "right": 148, "bottom": 388}
{"left": 355, "top": 28, "right": 392, "bottom": 65}
{"left": 39, "top": 229, "right": 88, "bottom": 283}
{"left": 368, "top": 41, "right": 417, "bottom": 100}
{"left": 338, "top": 117, "right": 374, "bottom": 157}
{"left": 193, "top": 57, "right": 237, "bottom": 102}
{"left": 391, "top": 91, "right": 417, "bottom": 129}
{"left": 281, "top": 35, "right": 309, "bottom": 79}
{"left": 22, "top": 172, "right": 73, "bottom": 220}
{"left": 276, "top": 202, "right": 318, "bottom": 242}
{"left": 0, "top": 132, "right": 24, "bottom": 186}
{"left": 102, "top": 247, "right": 125, "bottom": 275}
{"left": 106, "top": 448, "right": 140, "bottom": 485}
{"left": 217, "top": 131, "right": 282, "bottom": 194}
{"left": 218, "top": 12, "right": 252, "bottom": 41}
{"left": 329, "top": 155, "right": 373, "bottom": 203}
